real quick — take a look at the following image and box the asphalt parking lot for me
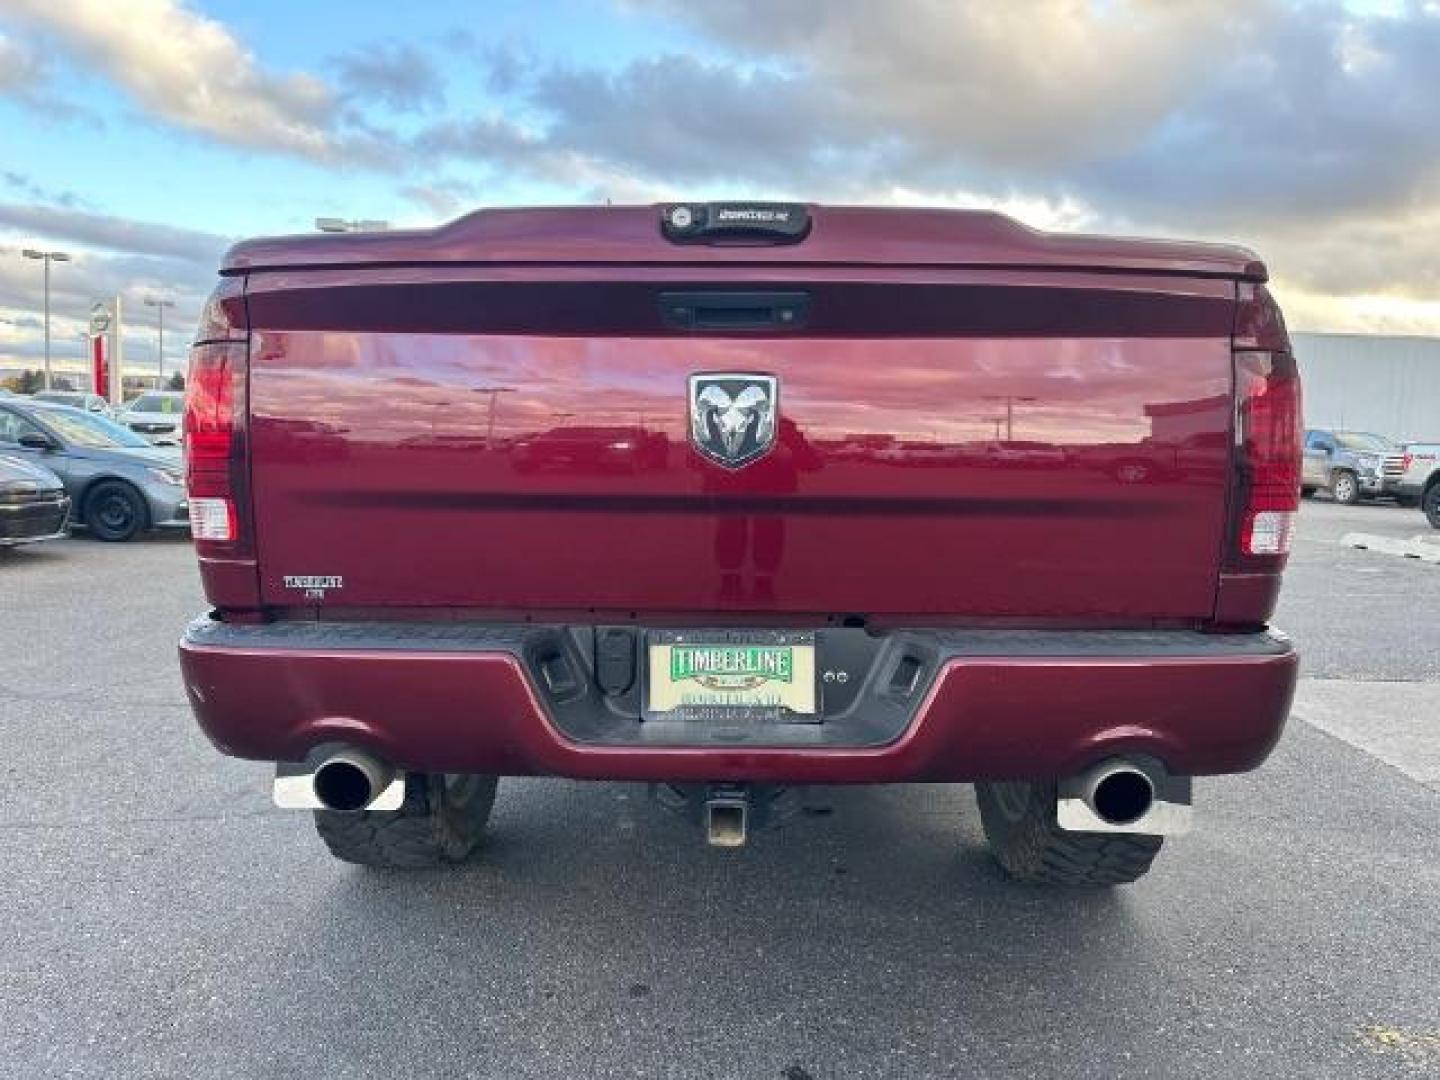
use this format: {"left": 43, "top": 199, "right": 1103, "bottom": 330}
{"left": 2, "top": 500, "right": 1437, "bottom": 1079}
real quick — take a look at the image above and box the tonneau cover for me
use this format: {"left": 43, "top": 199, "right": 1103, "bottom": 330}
{"left": 223, "top": 205, "right": 1267, "bottom": 281}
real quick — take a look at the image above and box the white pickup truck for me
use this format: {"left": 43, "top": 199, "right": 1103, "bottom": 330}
{"left": 1396, "top": 442, "right": 1440, "bottom": 527}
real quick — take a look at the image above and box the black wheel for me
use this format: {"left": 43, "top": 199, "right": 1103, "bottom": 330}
{"left": 1300, "top": 486, "right": 1317, "bottom": 499}
{"left": 84, "top": 480, "right": 147, "bottom": 542}
{"left": 1330, "top": 470, "right": 1360, "bottom": 505}
{"left": 1424, "top": 484, "right": 1440, "bottom": 530}
{"left": 314, "top": 772, "right": 498, "bottom": 868}
{"left": 975, "top": 780, "right": 1163, "bottom": 886}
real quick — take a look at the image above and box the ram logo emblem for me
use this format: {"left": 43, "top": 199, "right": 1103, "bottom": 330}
{"left": 689, "top": 374, "right": 778, "bottom": 468}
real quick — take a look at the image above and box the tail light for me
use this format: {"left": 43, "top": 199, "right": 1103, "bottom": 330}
{"left": 184, "top": 277, "right": 258, "bottom": 612}
{"left": 185, "top": 341, "right": 249, "bottom": 553}
{"left": 1228, "top": 350, "right": 1302, "bottom": 567}
{"left": 185, "top": 290, "right": 250, "bottom": 560}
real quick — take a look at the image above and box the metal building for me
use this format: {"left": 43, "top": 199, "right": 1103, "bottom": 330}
{"left": 1291, "top": 332, "right": 1440, "bottom": 442}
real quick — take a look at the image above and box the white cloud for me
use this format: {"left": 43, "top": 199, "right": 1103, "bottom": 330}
{"left": 4, "top": 0, "right": 337, "bottom": 158}
{"left": 0, "top": 202, "right": 230, "bottom": 263}
{"left": 865, "top": 186, "right": 1100, "bottom": 234}
{"left": 334, "top": 42, "right": 445, "bottom": 113}
{"left": 0, "top": 29, "right": 88, "bottom": 118}
{"left": 637, "top": 0, "right": 1259, "bottom": 168}
{"left": 0, "top": 31, "right": 43, "bottom": 93}
{"left": 1271, "top": 283, "right": 1440, "bottom": 335}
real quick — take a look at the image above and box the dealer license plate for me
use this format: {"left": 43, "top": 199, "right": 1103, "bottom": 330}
{"left": 647, "top": 633, "right": 817, "bottom": 719}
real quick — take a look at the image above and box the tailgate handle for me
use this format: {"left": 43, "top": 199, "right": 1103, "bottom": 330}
{"left": 659, "top": 291, "right": 811, "bottom": 331}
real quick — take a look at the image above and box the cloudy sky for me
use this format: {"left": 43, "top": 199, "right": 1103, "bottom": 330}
{"left": 2, "top": 0, "right": 1439, "bottom": 378}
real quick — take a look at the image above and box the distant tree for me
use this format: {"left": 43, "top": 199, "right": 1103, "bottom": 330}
{"left": 53, "top": 376, "right": 76, "bottom": 391}
{"left": 166, "top": 371, "right": 186, "bottom": 391}
{"left": 16, "top": 369, "right": 43, "bottom": 394}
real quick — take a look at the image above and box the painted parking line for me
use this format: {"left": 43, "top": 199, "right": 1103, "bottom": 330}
{"left": 1292, "top": 678, "right": 1440, "bottom": 792}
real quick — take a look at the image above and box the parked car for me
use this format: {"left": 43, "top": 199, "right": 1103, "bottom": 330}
{"left": 0, "top": 453, "right": 70, "bottom": 548}
{"left": 177, "top": 203, "right": 1300, "bottom": 886}
{"left": 1300, "top": 429, "right": 1404, "bottom": 503}
{"left": 0, "top": 400, "right": 187, "bottom": 541}
{"left": 1394, "top": 441, "right": 1440, "bottom": 528}
{"left": 118, "top": 390, "right": 186, "bottom": 446}
{"left": 31, "top": 390, "right": 114, "bottom": 418}
{"left": 512, "top": 425, "right": 667, "bottom": 473}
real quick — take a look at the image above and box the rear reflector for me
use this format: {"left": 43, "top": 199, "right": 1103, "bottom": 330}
{"left": 1230, "top": 350, "right": 1302, "bottom": 566}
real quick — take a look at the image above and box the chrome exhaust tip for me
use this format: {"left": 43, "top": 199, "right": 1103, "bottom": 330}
{"left": 313, "top": 750, "right": 396, "bottom": 812}
{"left": 1084, "top": 761, "right": 1155, "bottom": 826}
{"left": 1057, "top": 757, "right": 1191, "bottom": 836}
{"left": 272, "top": 749, "right": 405, "bottom": 812}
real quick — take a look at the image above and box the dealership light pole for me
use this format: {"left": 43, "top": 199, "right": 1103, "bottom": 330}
{"left": 21, "top": 248, "right": 71, "bottom": 390}
{"left": 474, "top": 386, "right": 516, "bottom": 448}
{"left": 145, "top": 295, "right": 175, "bottom": 387}
{"left": 982, "top": 394, "right": 1038, "bottom": 441}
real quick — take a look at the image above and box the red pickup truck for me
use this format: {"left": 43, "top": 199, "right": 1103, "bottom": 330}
{"left": 178, "top": 203, "right": 1300, "bottom": 885}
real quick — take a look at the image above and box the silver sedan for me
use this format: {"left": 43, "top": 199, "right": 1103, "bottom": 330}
{"left": 0, "top": 400, "right": 188, "bottom": 542}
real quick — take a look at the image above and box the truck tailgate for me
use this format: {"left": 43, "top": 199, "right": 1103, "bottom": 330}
{"left": 244, "top": 265, "right": 1234, "bottom": 621}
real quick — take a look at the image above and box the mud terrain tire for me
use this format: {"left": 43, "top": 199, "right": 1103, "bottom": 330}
{"left": 976, "top": 779, "right": 1162, "bottom": 886}
{"left": 314, "top": 773, "right": 497, "bottom": 868}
